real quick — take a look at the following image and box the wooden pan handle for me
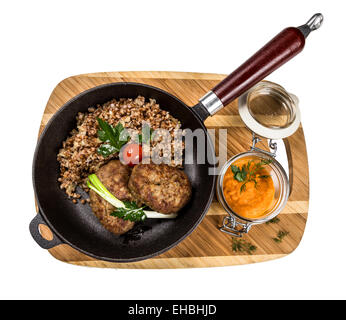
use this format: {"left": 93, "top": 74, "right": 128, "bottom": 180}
{"left": 213, "top": 27, "right": 305, "bottom": 106}
{"left": 195, "top": 14, "right": 323, "bottom": 119}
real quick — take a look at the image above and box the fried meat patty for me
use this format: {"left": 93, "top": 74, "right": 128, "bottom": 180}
{"left": 128, "top": 164, "right": 192, "bottom": 214}
{"left": 89, "top": 160, "right": 135, "bottom": 235}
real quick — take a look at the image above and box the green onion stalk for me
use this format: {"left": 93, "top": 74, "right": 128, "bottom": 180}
{"left": 87, "top": 174, "right": 177, "bottom": 220}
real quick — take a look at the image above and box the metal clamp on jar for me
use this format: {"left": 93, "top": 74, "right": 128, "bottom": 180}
{"left": 217, "top": 81, "right": 301, "bottom": 237}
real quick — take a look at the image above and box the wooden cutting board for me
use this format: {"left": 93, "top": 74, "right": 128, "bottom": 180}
{"left": 36, "top": 71, "right": 309, "bottom": 268}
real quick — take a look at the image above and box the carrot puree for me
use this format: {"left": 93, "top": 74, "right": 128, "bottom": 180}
{"left": 223, "top": 156, "right": 275, "bottom": 219}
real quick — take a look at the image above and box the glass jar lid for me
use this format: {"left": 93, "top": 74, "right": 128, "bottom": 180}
{"left": 238, "top": 81, "right": 301, "bottom": 139}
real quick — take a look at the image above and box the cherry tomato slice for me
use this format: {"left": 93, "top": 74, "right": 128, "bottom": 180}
{"left": 121, "top": 143, "right": 142, "bottom": 167}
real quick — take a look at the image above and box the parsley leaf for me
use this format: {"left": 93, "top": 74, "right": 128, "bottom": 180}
{"left": 96, "top": 118, "right": 129, "bottom": 157}
{"left": 235, "top": 171, "right": 245, "bottom": 182}
{"left": 231, "top": 165, "right": 248, "bottom": 182}
{"left": 97, "top": 144, "right": 118, "bottom": 157}
{"left": 231, "top": 165, "right": 240, "bottom": 174}
{"left": 231, "top": 159, "right": 272, "bottom": 193}
{"left": 111, "top": 201, "right": 147, "bottom": 222}
{"left": 97, "top": 129, "right": 109, "bottom": 142}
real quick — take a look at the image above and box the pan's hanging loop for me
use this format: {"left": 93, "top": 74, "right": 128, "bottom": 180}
{"left": 306, "top": 13, "right": 324, "bottom": 31}
{"left": 298, "top": 13, "right": 324, "bottom": 38}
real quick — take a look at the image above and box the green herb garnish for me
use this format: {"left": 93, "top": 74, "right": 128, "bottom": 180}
{"left": 232, "top": 159, "right": 272, "bottom": 192}
{"left": 266, "top": 217, "right": 281, "bottom": 225}
{"left": 86, "top": 174, "right": 178, "bottom": 222}
{"left": 96, "top": 118, "right": 129, "bottom": 157}
{"left": 231, "top": 238, "right": 257, "bottom": 255}
{"left": 273, "top": 230, "right": 289, "bottom": 243}
{"left": 111, "top": 201, "right": 147, "bottom": 222}
{"left": 231, "top": 164, "right": 247, "bottom": 182}
{"left": 87, "top": 174, "right": 124, "bottom": 208}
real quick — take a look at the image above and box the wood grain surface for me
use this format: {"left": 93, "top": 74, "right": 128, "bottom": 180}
{"left": 35, "top": 71, "right": 309, "bottom": 268}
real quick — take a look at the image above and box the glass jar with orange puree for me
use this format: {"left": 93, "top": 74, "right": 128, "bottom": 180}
{"left": 216, "top": 81, "right": 299, "bottom": 237}
{"left": 222, "top": 156, "right": 275, "bottom": 220}
{"left": 217, "top": 151, "right": 289, "bottom": 237}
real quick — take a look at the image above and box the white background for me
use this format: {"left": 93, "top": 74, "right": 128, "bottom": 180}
{"left": 0, "top": 0, "right": 345, "bottom": 300}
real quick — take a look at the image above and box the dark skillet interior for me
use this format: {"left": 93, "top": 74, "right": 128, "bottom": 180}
{"left": 33, "top": 82, "right": 216, "bottom": 262}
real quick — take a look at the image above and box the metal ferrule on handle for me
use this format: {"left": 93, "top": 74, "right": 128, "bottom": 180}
{"left": 198, "top": 91, "right": 224, "bottom": 116}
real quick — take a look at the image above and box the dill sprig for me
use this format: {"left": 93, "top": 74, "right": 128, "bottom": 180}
{"left": 265, "top": 217, "right": 281, "bottom": 224}
{"left": 231, "top": 238, "right": 257, "bottom": 255}
{"left": 273, "top": 230, "right": 289, "bottom": 243}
